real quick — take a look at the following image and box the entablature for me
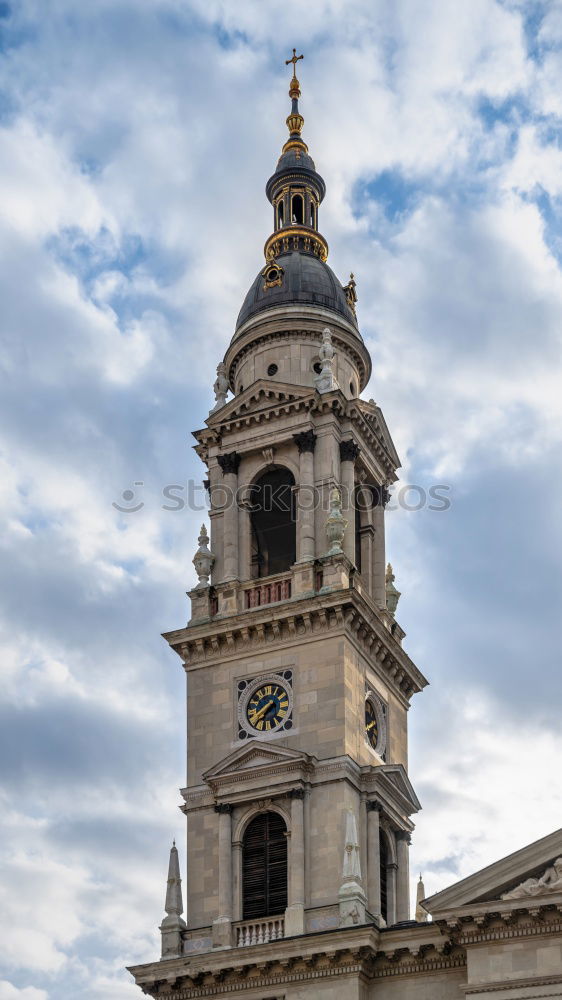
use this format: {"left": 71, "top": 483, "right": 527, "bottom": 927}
{"left": 164, "top": 584, "right": 428, "bottom": 705}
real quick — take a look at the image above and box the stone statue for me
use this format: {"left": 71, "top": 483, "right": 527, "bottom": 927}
{"left": 385, "top": 563, "right": 401, "bottom": 616}
{"left": 211, "top": 362, "right": 229, "bottom": 412}
{"left": 192, "top": 524, "right": 214, "bottom": 589}
{"left": 325, "top": 487, "right": 348, "bottom": 556}
{"left": 314, "top": 327, "right": 338, "bottom": 394}
{"left": 501, "top": 858, "right": 562, "bottom": 899}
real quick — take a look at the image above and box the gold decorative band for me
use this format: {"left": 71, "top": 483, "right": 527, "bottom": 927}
{"left": 264, "top": 226, "right": 329, "bottom": 262}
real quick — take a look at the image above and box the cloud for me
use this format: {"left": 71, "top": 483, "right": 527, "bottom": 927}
{"left": 0, "top": 984, "right": 48, "bottom": 1000}
{"left": 1, "top": 0, "right": 562, "bottom": 995}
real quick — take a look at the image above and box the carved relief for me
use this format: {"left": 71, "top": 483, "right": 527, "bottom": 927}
{"left": 501, "top": 858, "right": 562, "bottom": 899}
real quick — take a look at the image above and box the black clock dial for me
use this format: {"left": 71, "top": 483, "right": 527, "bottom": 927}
{"left": 365, "top": 700, "right": 379, "bottom": 749}
{"left": 246, "top": 682, "right": 289, "bottom": 732}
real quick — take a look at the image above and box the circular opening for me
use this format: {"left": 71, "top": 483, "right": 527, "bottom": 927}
{"left": 313, "top": 362, "right": 322, "bottom": 375}
{"left": 267, "top": 268, "right": 279, "bottom": 281}
{"left": 267, "top": 364, "right": 278, "bottom": 377}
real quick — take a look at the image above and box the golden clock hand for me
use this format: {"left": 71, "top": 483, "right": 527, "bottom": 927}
{"left": 366, "top": 721, "right": 377, "bottom": 730}
{"left": 252, "top": 699, "right": 275, "bottom": 723}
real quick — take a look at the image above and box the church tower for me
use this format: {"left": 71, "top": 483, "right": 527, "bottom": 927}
{"left": 129, "top": 53, "right": 428, "bottom": 999}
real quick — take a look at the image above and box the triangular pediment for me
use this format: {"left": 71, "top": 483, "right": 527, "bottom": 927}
{"left": 424, "top": 827, "right": 562, "bottom": 915}
{"left": 206, "top": 380, "right": 316, "bottom": 428}
{"left": 352, "top": 400, "right": 401, "bottom": 472}
{"left": 369, "top": 763, "right": 421, "bottom": 815}
{"left": 202, "top": 741, "right": 315, "bottom": 785}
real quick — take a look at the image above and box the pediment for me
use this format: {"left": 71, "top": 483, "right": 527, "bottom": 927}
{"left": 202, "top": 741, "right": 315, "bottom": 786}
{"left": 369, "top": 763, "right": 421, "bottom": 815}
{"left": 206, "top": 380, "right": 315, "bottom": 428}
{"left": 423, "top": 827, "right": 562, "bottom": 915}
{"left": 352, "top": 400, "right": 401, "bottom": 472}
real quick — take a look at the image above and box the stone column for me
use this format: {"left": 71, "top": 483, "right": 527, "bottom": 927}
{"left": 387, "top": 861, "right": 398, "bottom": 926}
{"left": 396, "top": 831, "right": 411, "bottom": 922}
{"left": 339, "top": 440, "right": 360, "bottom": 565}
{"left": 372, "top": 484, "right": 388, "bottom": 608}
{"left": 212, "top": 804, "right": 233, "bottom": 948}
{"left": 285, "top": 789, "right": 305, "bottom": 935}
{"left": 293, "top": 431, "right": 317, "bottom": 564}
{"left": 217, "top": 453, "right": 240, "bottom": 583}
{"left": 366, "top": 801, "right": 382, "bottom": 924}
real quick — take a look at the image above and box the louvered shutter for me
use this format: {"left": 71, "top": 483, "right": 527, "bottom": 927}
{"left": 242, "top": 812, "right": 288, "bottom": 919}
{"left": 379, "top": 829, "right": 388, "bottom": 924}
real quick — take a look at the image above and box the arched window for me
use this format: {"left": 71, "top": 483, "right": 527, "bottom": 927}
{"left": 310, "top": 201, "right": 316, "bottom": 227}
{"left": 291, "top": 193, "right": 304, "bottom": 225}
{"left": 379, "top": 829, "right": 389, "bottom": 924}
{"left": 250, "top": 467, "right": 296, "bottom": 578}
{"left": 277, "top": 200, "right": 284, "bottom": 228}
{"left": 242, "top": 812, "right": 288, "bottom": 919}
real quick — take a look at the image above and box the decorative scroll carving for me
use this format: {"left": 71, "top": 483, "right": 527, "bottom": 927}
{"left": 217, "top": 452, "right": 240, "bottom": 476}
{"left": 339, "top": 439, "right": 360, "bottom": 462}
{"left": 501, "top": 858, "right": 562, "bottom": 899}
{"left": 293, "top": 430, "right": 317, "bottom": 454}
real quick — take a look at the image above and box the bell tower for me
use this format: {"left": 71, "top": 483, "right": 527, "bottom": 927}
{"left": 129, "top": 54, "right": 428, "bottom": 999}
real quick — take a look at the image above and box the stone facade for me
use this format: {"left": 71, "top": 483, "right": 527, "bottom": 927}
{"left": 128, "top": 61, "right": 562, "bottom": 1000}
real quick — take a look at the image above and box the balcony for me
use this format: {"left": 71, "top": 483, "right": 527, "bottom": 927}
{"left": 243, "top": 573, "right": 292, "bottom": 610}
{"left": 235, "top": 916, "right": 285, "bottom": 947}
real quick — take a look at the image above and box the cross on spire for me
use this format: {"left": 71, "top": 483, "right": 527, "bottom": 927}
{"left": 285, "top": 48, "right": 303, "bottom": 74}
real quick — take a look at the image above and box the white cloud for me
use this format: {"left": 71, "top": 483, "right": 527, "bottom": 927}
{"left": 410, "top": 685, "right": 562, "bottom": 899}
{"left": 1, "top": 0, "right": 562, "bottom": 994}
{"left": 0, "top": 983, "right": 48, "bottom": 1000}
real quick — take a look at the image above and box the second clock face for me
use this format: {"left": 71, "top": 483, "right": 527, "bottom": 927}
{"left": 246, "top": 682, "right": 290, "bottom": 733}
{"left": 365, "top": 700, "right": 379, "bottom": 749}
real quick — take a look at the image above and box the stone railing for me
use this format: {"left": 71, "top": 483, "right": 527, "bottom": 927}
{"left": 243, "top": 574, "right": 292, "bottom": 610}
{"left": 235, "top": 916, "right": 285, "bottom": 947}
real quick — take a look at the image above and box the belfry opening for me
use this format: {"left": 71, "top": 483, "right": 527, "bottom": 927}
{"left": 250, "top": 467, "right": 296, "bottom": 578}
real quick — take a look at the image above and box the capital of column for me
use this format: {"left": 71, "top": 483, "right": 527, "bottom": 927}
{"left": 366, "top": 800, "right": 382, "bottom": 813}
{"left": 339, "top": 439, "right": 360, "bottom": 463}
{"left": 396, "top": 830, "right": 411, "bottom": 844}
{"left": 214, "top": 803, "right": 233, "bottom": 814}
{"left": 293, "top": 430, "right": 317, "bottom": 454}
{"left": 217, "top": 452, "right": 240, "bottom": 476}
{"left": 372, "top": 482, "right": 391, "bottom": 506}
{"left": 289, "top": 787, "right": 305, "bottom": 799}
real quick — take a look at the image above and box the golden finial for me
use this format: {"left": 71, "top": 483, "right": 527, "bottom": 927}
{"left": 285, "top": 48, "right": 303, "bottom": 99}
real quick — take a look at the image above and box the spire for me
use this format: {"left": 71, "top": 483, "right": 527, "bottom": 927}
{"left": 338, "top": 809, "right": 366, "bottom": 926}
{"left": 165, "top": 840, "right": 184, "bottom": 916}
{"left": 284, "top": 49, "right": 306, "bottom": 153}
{"left": 264, "top": 51, "right": 328, "bottom": 263}
{"left": 415, "top": 873, "right": 428, "bottom": 923}
{"left": 160, "top": 841, "right": 187, "bottom": 959}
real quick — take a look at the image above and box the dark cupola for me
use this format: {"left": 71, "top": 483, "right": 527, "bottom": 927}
{"left": 233, "top": 51, "right": 360, "bottom": 338}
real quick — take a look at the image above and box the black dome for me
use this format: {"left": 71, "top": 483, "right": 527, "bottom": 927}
{"left": 234, "top": 251, "right": 357, "bottom": 335}
{"left": 275, "top": 147, "right": 316, "bottom": 173}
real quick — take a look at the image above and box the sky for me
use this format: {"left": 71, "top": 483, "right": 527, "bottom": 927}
{"left": 1, "top": 0, "right": 562, "bottom": 996}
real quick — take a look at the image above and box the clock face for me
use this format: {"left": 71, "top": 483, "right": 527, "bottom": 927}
{"left": 246, "top": 682, "right": 290, "bottom": 733}
{"left": 365, "top": 700, "right": 379, "bottom": 749}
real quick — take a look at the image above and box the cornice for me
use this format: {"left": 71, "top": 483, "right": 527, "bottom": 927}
{"left": 164, "top": 588, "right": 427, "bottom": 703}
{"left": 128, "top": 928, "right": 467, "bottom": 997}
{"left": 180, "top": 757, "right": 419, "bottom": 826}
{"left": 462, "top": 974, "right": 562, "bottom": 996}
{"left": 191, "top": 384, "right": 399, "bottom": 482}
